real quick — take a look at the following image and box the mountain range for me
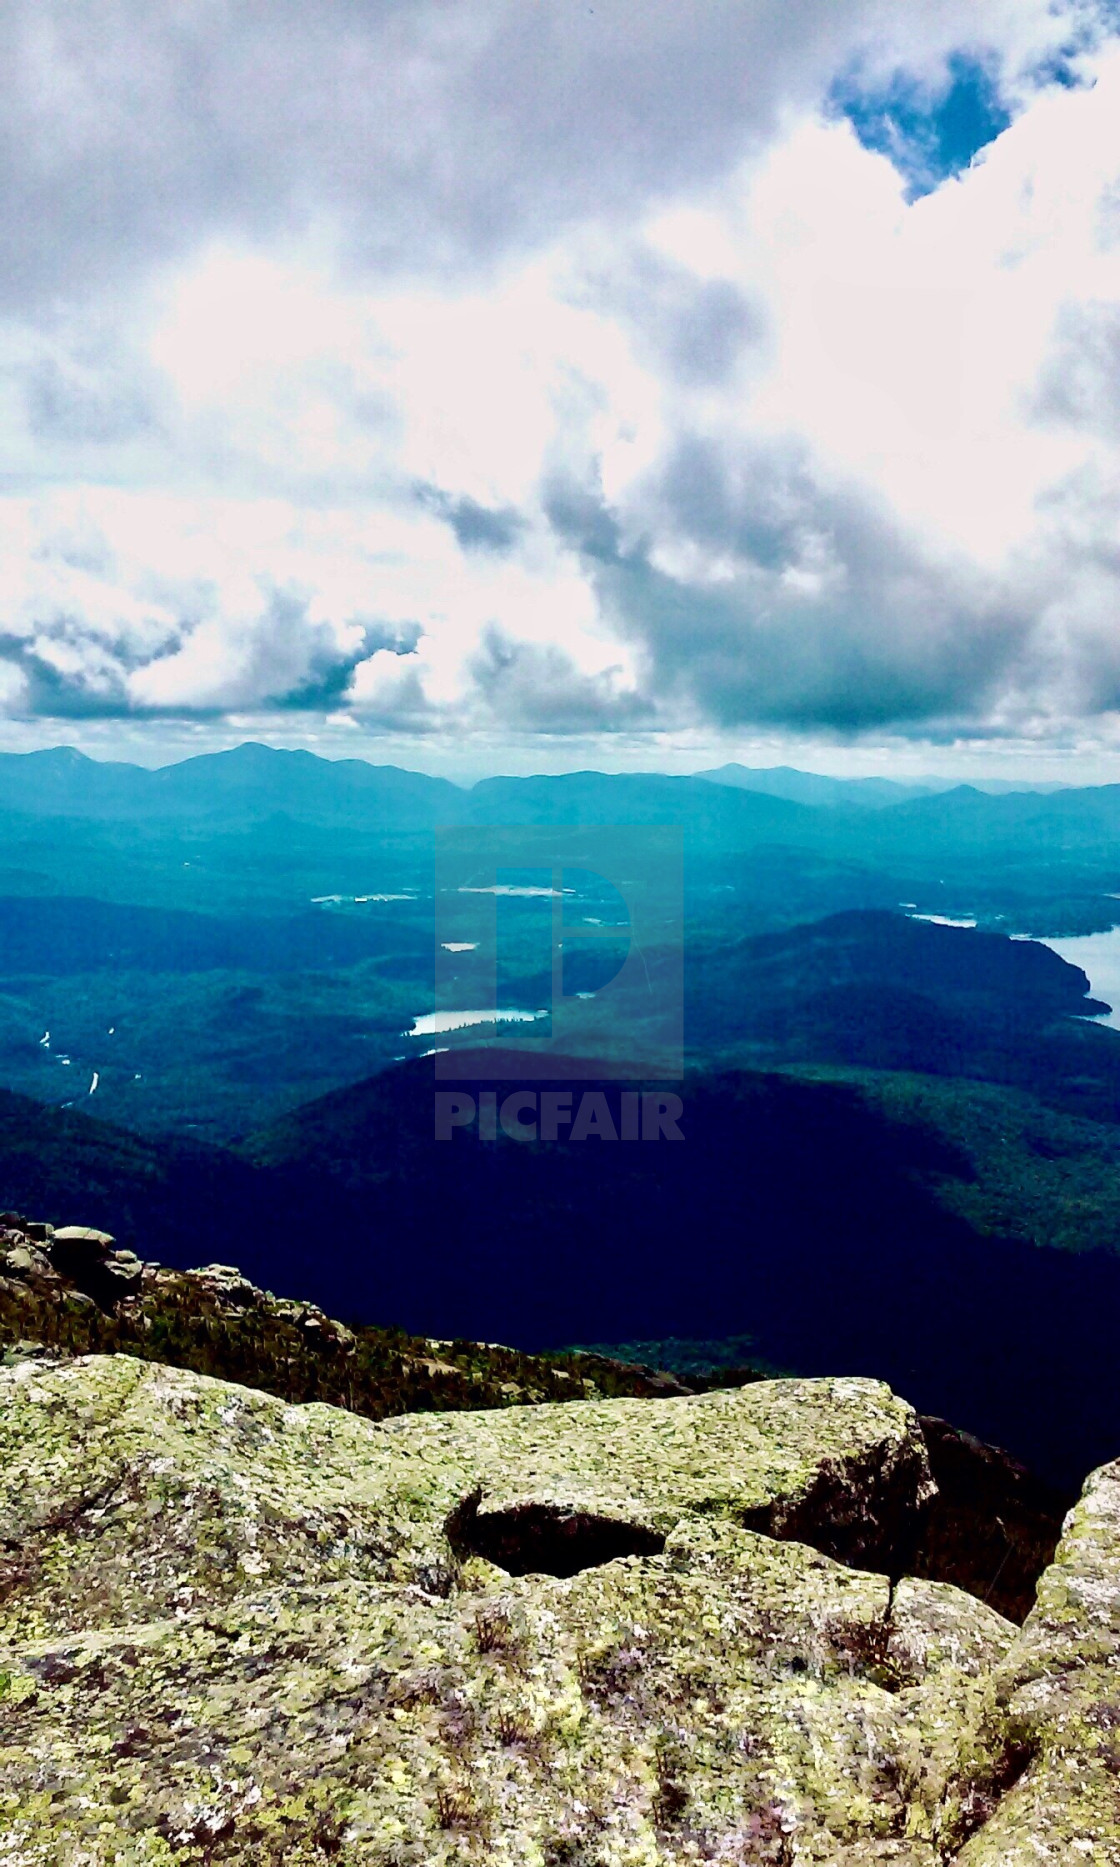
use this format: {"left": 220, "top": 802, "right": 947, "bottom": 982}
{"left": 0, "top": 742, "right": 1086, "bottom": 831}
{"left": 696, "top": 763, "right": 1070, "bottom": 807}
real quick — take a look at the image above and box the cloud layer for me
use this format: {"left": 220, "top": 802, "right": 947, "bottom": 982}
{"left": 2, "top": 0, "right": 1120, "bottom": 753}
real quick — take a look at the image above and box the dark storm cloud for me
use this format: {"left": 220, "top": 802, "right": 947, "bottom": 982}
{"left": 190, "top": 596, "right": 421, "bottom": 716}
{"left": 546, "top": 445, "right": 1030, "bottom": 732}
{"left": 651, "top": 435, "right": 813, "bottom": 573}
{"left": 270, "top": 618, "right": 414, "bottom": 713}
{"left": 542, "top": 481, "right": 624, "bottom": 566}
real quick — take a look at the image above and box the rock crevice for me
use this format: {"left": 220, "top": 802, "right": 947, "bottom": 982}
{"left": 0, "top": 1225, "right": 1112, "bottom": 1863}
{"left": 445, "top": 1489, "right": 669, "bottom": 1577}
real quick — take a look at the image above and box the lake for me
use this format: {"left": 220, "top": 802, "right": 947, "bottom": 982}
{"left": 459, "top": 885, "right": 569, "bottom": 898}
{"left": 1043, "top": 928, "right": 1120, "bottom": 1030}
{"left": 409, "top": 1009, "right": 547, "bottom": 1037}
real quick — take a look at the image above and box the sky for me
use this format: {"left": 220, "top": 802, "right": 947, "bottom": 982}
{"left": 3, "top": 1, "right": 1120, "bottom": 781}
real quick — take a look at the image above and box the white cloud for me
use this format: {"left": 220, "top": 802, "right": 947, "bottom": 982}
{"left": 0, "top": 2, "right": 1119, "bottom": 755}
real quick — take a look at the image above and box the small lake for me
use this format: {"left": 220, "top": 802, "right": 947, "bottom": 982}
{"left": 409, "top": 1008, "right": 547, "bottom": 1037}
{"left": 458, "top": 885, "right": 570, "bottom": 899}
{"left": 1043, "top": 928, "right": 1120, "bottom": 1030}
{"left": 311, "top": 893, "right": 416, "bottom": 905}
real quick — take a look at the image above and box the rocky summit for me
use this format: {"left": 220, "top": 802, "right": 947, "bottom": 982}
{"left": 0, "top": 1353, "right": 1117, "bottom": 1865}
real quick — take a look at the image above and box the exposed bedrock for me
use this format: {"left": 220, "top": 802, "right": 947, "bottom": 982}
{"left": 0, "top": 1354, "right": 1114, "bottom": 1862}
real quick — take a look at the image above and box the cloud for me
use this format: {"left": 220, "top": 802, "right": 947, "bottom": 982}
{"left": 414, "top": 484, "right": 525, "bottom": 554}
{"left": 466, "top": 627, "right": 653, "bottom": 734}
{"left": 547, "top": 449, "right": 1028, "bottom": 732}
{"left": 348, "top": 651, "right": 437, "bottom": 732}
{"left": 0, "top": 2, "right": 1119, "bottom": 757}
{"left": 0, "top": 1, "right": 1092, "bottom": 313}
{"left": 1033, "top": 302, "right": 1120, "bottom": 439}
{"left": 0, "top": 628, "right": 135, "bottom": 718}
{"left": 0, "top": 504, "right": 422, "bottom": 717}
{"left": 22, "top": 354, "right": 156, "bottom": 446}
{"left": 562, "top": 246, "right": 766, "bottom": 389}
{"left": 128, "top": 593, "right": 416, "bottom": 716}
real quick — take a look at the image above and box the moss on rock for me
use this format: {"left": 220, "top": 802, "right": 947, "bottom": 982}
{"left": 0, "top": 1355, "right": 1112, "bottom": 1862}
{"left": 952, "top": 1457, "right": 1120, "bottom": 1864}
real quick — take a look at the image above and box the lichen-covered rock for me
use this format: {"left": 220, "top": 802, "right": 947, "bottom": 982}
{"left": 2, "top": 1244, "right": 55, "bottom": 1281}
{"left": 46, "top": 1225, "right": 116, "bottom": 1250}
{"left": 953, "top": 1458, "right": 1120, "bottom": 1864}
{"left": 0, "top": 1354, "right": 1025, "bottom": 1865}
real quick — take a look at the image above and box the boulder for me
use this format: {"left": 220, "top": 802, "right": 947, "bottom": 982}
{"left": 40, "top": 1230, "right": 139, "bottom": 1307}
{"left": 188, "top": 1262, "right": 260, "bottom": 1307}
{"left": 48, "top": 1225, "right": 115, "bottom": 1252}
{"left": 45, "top": 1225, "right": 116, "bottom": 1282}
{"left": 2, "top": 1243, "right": 56, "bottom": 1282}
{"left": 97, "top": 1249, "right": 144, "bottom": 1299}
{"left": 953, "top": 1457, "right": 1120, "bottom": 1863}
{"left": 0, "top": 1354, "right": 1031, "bottom": 1864}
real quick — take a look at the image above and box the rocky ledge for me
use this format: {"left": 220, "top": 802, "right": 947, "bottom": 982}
{"left": 0, "top": 1353, "right": 1117, "bottom": 1864}
{"left": 0, "top": 1214, "right": 1073, "bottom": 1627}
{"left": 0, "top": 1211, "right": 692, "bottom": 1417}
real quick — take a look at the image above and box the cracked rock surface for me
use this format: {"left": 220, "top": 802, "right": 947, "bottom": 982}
{"left": 0, "top": 1354, "right": 1115, "bottom": 1864}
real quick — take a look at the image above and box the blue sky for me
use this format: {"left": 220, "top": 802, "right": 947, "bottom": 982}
{"left": 833, "top": 52, "right": 1013, "bottom": 198}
